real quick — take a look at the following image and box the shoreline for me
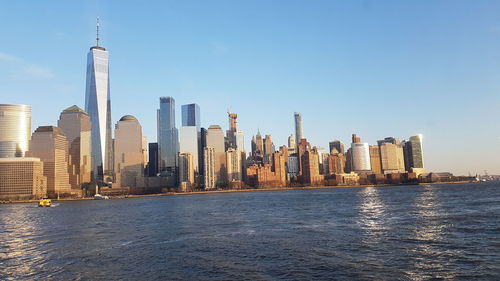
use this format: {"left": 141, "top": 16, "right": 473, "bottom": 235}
{"left": 0, "top": 181, "right": 479, "bottom": 204}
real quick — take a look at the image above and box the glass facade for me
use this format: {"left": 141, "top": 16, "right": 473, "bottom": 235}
{"left": 0, "top": 104, "right": 31, "bottom": 158}
{"left": 158, "top": 97, "right": 179, "bottom": 172}
{"left": 85, "top": 46, "right": 112, "bottom": 181}
{"left": 409, "top": 134, "right": 424, "bottom": 169}
{"left": 181, "top": 103, "right": 200, "bottom": 131}
{"left": 179, "top": 126, "right": 199, "bottom": 172}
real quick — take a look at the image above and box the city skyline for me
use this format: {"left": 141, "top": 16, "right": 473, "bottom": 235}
{"left": 1, "top": 1, "right": 499, "bottom": 175}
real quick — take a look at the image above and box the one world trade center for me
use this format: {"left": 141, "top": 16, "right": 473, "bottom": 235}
{"left": 85, "top": 18, "right": 113, "bottom": 183}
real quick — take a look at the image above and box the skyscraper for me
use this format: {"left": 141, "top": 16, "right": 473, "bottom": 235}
{"left": 181, "top": 103, "right": 200, "bottom": 131}
{"left": 27, "top": 126, "right": 72, "bottom": 197}
{"left": 178, "top": 152, "right": 194, "bottom": 186}
{"left": 114, "top": 115, "right": 145, "bottom": 187}
{"left": 147, "top": 143, "right": 159, "bottom": 177}
{"left": 0, "top": 104, "right": 31, "bottom": 158}
{"left": 179, "top": 126, "right": 199, "bottom": 172}
{"left": 294, "top": 112, "right": 303, "bottom": 145}
{"left": 329, "top": 140, "right": 345, "bottom": 154}
{"left": 369, "top": 145, "right": 382, "bottom": 174}
{"left": 263, "top": 135, "right": 275, "bottom": 156}
{"left": 85, "top": 19, "right": 113, "bottom": 182}
{"left": 203, "top": 146, "right": 216, "bottom": 189}
{"left": 58, "top": 105, "right": 92, "bottom": 190}
{"left": 351, "top": 142, "right": 371, "bottom": 172}
{"left": 404, "top": 134, "right": 425, "bottom": 175}
{"left": 158, "top": 97, "right": 179, "bottom": 174}
{"left": 226, "top": 112, "right": 238, "bottom": 149}
{"left": 206, "top": 125, "right": 226, "bottom": 186}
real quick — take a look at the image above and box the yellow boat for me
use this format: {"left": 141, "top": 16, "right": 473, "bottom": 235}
{"left": 38, "top": 197, "right": 52, "bottom": 207}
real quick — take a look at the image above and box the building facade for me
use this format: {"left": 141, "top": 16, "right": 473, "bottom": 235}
{"left": 158, "top": 97, "right": 179, "bottom": 174}
{"left": 0, "top": 104, "right": 31, "bottom": 158}
{"left": 114, "top": 115, "right": 145, "bottom": 188}
{"left": 58, "top": 105, "right": 92, "bottom": 190}
{"left": 0, "top": 158, "right": 47, "bottom": 199}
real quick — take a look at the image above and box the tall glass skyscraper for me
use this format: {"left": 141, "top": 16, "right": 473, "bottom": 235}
{"left": 181, "top": 103, "right": 200, "bottom": 131}
{"left": 158, "top": 97, "right": 179, "bottom": 173}
{"left": 0, "top": 104, "right": 31, "bottom": 158}
{"left": 294, "top": 112, "right": 303, "bottom": 145}
{"left": 85, "top": 20, "right": 112, "bottom": 182}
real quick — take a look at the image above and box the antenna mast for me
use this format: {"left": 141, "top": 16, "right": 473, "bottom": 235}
{"left": 96, "top": 17, "right": 100, "bottom": 46}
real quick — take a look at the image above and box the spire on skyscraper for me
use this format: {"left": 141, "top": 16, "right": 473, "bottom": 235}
{"left": 96, "top": 17, "right": 100, "bottom": 47}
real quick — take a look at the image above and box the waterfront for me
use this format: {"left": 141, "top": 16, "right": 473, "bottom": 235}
{"left": 1, "top": 182, "right": 499, "bottom": 280}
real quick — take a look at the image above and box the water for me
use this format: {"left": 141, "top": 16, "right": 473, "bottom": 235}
{"left": 1, "top": 182, "right": 499, "bottom": 280}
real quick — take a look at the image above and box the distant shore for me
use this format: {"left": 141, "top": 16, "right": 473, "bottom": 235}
{"left": 0, "top": 181, "right": 480, "bottom": 204}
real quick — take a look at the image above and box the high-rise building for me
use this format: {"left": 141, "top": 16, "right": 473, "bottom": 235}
{"left": 272, "top": 150, "right": 287, "bottom": 186}
{"left": 206, "top": 125, "right": 226, "bottom": 186}
{"left": 287, "top": 135, "right": 296, "bottom": 154}
{"left": 251, "top": 131, "right": 264, "bottom": 159}
{"left": 379, "top": 142, "right": 405, "bottom": 174}
{"left": 85, "top": 20, "right": 113, "bottom": 182}
{"left": 263, "top": 135, "right": 275, "bottom": 156}
{"left": 203, "top": 146, "right": 216, "bottom": 189}
{"left": 226, "top": 112, "right": 238, "bottom": 149}
{"left": 301, "top": 147, "right": 323, "bottom": 185}
{"left": 226, "top": 148, "right": 242, "bottom": 183}
{"left": 327, "top": 150, "right": 345, "bottom": 175}
{"left": 178, "top": 152, "right": 194, "bottom": 186}
{"left": 158, "top": 97, "right": 179, "bottom": 174}
{"left": 297, "top": 138, "right": 311, "bottom": 175}
{"left": 351, "top": 141, "right": 371, "bottom": 172}
{"left": 369, "top": 145, "right": 382, "bottom": 174}
{"left": 352, "top": 134, "right": 361, "bottom": 144}
{"left": 58, "top": 105, "right": 92, "bottom": 190}
{"left": 294, "top": 112, "right": 303, "bottom": 145}
{"left": 181, "top": 103, "right": 201, "bottom": 131}
{"left": 236, "top": 130, "right": 245, "bottom": 152}
{"left": 0, "top": 157, "right": 47, "bottom": 199}
{"left": 329, "top": 140, "right": 345, "bottom": 154}
{"left": 0, "top": 104, "right": 31, "bottom": 158}
{"left": 404, "top": 134, "right": 425, "bottom": 174}
{"left": 179, "top": 126, "right": 199, "bottom": 172}
{"left": 27, "top": 126, "right": 72, "bottom": 197}
{"left": 147, "top": 143, "right": 158, "bottom": 177}
{"left": 114, "top": 115, "right": 145, "bottom": 187}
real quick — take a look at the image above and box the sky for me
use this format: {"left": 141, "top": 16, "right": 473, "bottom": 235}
{"left": 1, "top": 0, "right": 499, "bottom": 176}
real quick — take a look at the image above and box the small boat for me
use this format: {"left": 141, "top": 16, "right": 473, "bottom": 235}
{"left": 38, "top": 197, "right": 52, "bottom": 207}
{"left": 94, "top": 194, "right": 109, "bottom": 200}
{"left": 93, "top": 183, "right": 109, "bottom": 200}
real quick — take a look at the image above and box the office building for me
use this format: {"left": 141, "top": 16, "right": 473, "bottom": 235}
{"left": 114, "top": 115, "right": 145, "bottom": 187}
{"left": 85, "top": 20, "right": 113, "bottom": 182}
{"left": 369, "top": 145, "right": 382, "bottom": 174}
{"left": 236, "top": 130, "right": 245, "bottom": 152}
{"left": 351, "top": 141, "right": 371, "bottom": 172}
{"left": 58, "top": 105, "right": 92, "bottom": 190}
{"left": 147, "top": 143, "right": 159, "bottom": 177}
{"left": 301, "top": 147, "right": 323, "bottom": 185}
{"left": 287, "top": 135, "right": 296, "bottom": 154}
{"left": 27, "top": 126, "right": 72, "bottom": 197}
{"left": 0, "top": 158, "right": 47, "bottom": 199}
{"left": 158, "top": 97, "right": 179, "bottom": 174}
{"left": 379, "top": 142, "right": 405, "bottom": 174}
{"left": 404, "top": 134, "right": 425, "bottom": 175}
{"left": 0, "top": 104, "right": 31, "bottom": 158}
{"left": 327, "top": 150, "right": 345, "bottom": 175}
{"left": 226, "top": 112, "right": 238, "bottom": 149}
{"left": 251, "top": 131, "right": 264, "bottom": 159}
{"left": 179, "top": 126, "right": 199, "bottom": 173}
{"left": 264, "top": 135, "right": 275, "bottom": 156}
{"left": 206, "top": 125, "right": 226, "bottom": 186}
{"left": 181, "top": 103, "right": 201, "bottom": 131}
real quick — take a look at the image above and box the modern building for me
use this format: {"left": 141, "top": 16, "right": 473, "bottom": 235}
{"left": 179, "top": 152, "right": 194, "bottom": 188}
{"left": 287, "top": 135, "right": 296, "bottom": 154}
{"left": 0, "top": 157, "right": 47, "bottom": 199}
{"left": 226, "top": 112, "right": 238, "bottom": 149}
{"left": 147, "top": 143, "right": 159, "bottom": 177}
{"left": 351, "top": 142, "right": 371, "bottom": 172}
{"left": 404, "top": 134, "right": 425, "bottom": 175}
{"left": 236, "top": 130, "right": 245, "bottom": 152}
{"left": 114, "top": 115, "right": 145, "bottom": 187}
{"left": 181, "top": 103, "right": 201, "bottom": 131}
{"left": 0, "top": 104, "right": 31, "bottom": 158}
{"left": 379, "top": 142, "right": 405, "bottom": 174}
{"left": 27, "top": 126, "right": 72, "bottom": 197}
{"left": 179, "top": 126, "right": 199, "bottom": 172}
{"left": 158, "top": 97, "right": 179, "bottom": 174}
{"left": 251, "top": 131, "right": 264, "bottom": 159}
{"left": 203, "top": 146, "right": 216, "bottom": 189}
{"left": 85, "top": 21, "right": 113, "bottom": 182}
{"left": 58, "top": 105, "right": 92, "bottom": 190}
{"left": 369, "top": 145, "right": 382, "bottom": 174}
{"left": 294, "top": 112, "right": 303, "bottom": 146}
{"left": 206, "top": 125, "right": 226, "bottom": 186}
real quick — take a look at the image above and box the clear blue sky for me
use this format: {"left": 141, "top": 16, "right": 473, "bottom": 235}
{"left": 1, "top": 0, "right": 499, "bottom": 175}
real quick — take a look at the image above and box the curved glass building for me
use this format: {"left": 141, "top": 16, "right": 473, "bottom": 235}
{"left": 351, "top": 142, "right": 371, "bottom": 172}
{"left": 0, "top": 104, "right": 31, "bottom": 158}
